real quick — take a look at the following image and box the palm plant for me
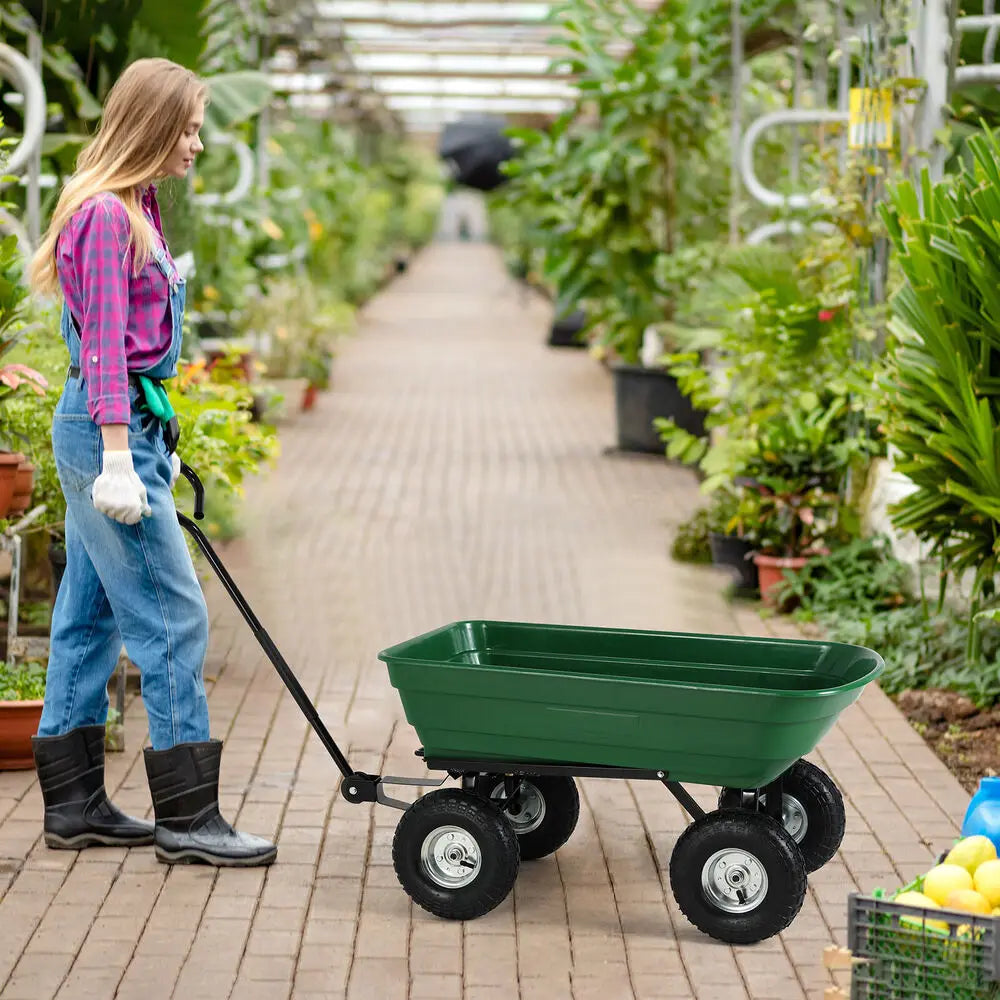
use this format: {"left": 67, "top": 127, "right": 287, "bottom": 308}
{"left": 881, "top": 127, "right": 1000, "bottom": 659}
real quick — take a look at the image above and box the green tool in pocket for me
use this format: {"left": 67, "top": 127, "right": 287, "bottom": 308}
{"left": 137, "top": 375, "right": 180, "bottom": 454}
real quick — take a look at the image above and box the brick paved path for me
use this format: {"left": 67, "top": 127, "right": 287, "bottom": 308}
{"left": 0, "top": 242, "right": 971, "bottom": 1000}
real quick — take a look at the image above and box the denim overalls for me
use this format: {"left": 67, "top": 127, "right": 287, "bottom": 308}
{"left": 38, "top": 243, "right": 212, "bottom": 750}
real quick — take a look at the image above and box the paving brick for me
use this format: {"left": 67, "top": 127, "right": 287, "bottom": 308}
{"left": 346, "top": 957, "right": 408, "bottom": 1000}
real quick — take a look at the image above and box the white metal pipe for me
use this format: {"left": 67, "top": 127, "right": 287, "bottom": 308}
{"left": 729, "top": 0, "right": 742, "bottom": 244}
{"left": 192, "top": 134, "right": 255, "bottom": 207}
{"left": 745, "top": 220, "right": 837, "bottom": 246}
{"left": 955, "top": 64, "right": 1000, "bottom": 84}
{"left": 0, "top": 43, "right": 46, "bottom": 179}
{"left": 739, "top": 110, "right": 848, "bottom": 209}
{"left": 955, "top": 14, "right": 1000, "bottom": 32}
{"left": 26, "top": 32, "right": 42, "bottom": 247}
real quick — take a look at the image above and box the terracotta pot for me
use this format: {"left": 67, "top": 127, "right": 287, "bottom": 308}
{"left": 753, "top": 552, "right": 812, "bottom": 607}
{"left": 8, "top": 459, "right": 35, "bottom": 516}
{"left": 0, "top": 700, "right": 43, "bottom": 769}
{"left": 302, "top": 383, "right": 318, "bottom": 412}
{"left": 0, "top": 451, "right": 24, "bottom": 519}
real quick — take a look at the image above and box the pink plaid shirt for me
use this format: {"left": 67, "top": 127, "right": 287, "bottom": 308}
{"left": 56, "top": 185, "right": 176, "bottom": 425}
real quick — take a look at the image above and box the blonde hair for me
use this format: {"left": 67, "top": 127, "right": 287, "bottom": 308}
{"left": 30, "top": 58, "right": 206, "bottom": 297}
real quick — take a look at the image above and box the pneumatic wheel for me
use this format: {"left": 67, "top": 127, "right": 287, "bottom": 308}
{"left": 392, "top": 788, "right": 520, "bottom": 920}
{"left": 669, "top": 810, "right": 807, "bottom": 944}
{"left": 718, "top": 759, "right": 846, "bottom": 872}
{"left": 474, "top": 775, "right": 580, "bottom": 861}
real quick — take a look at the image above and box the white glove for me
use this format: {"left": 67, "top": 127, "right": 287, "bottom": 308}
{"left": 92, "top": 451, "right": 152, "bottom": 525}
{"left": 170, "top": 452, "right": 181, "bottom": 489}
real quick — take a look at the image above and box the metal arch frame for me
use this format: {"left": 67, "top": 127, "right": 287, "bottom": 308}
{"left": 738, "top": 110, "right": 848, "bottom": 211}
{"left": 955, "top": 13, "right": 1000, "bottom": 84}
{"left": 744, "top": 220, "right": 838, "bottom": 247}
{"left": 0, "top": 43, "right": 46, "bottom": 178}
{"left": 0, "top": 41, "right": 46, "bottom": 251}
{"left": 191, "top": 133, "right": 256, "bottom": 207}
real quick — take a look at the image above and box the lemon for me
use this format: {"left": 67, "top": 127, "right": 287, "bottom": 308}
{"left": 945, "top": 835, "right": 998, "bottom": 875}
{"left": 895, "top": 890, "right": 941, "bottom": 909}
{"left": 895, "top": 891, "right": 950, "bottom": 932}
{"left": 944, "top": 889, "right": 992, "bottom": 915}
{"left": 923, "top": 864, "right": 975, "bottom": 905}
{"left": 974, "top": 859, "right": 1000, "bottom": 906}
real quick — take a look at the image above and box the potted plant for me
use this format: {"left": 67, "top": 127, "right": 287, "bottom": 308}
{"left": 706, "top": 487, "right": 760, "bottom": 592}
{"left": 499, "top": 2, "right": 741, "bottom": 454}
{"left": 0, "top": 659, "right": 45, "bottom": 769}
{"left": 739, "top": 398, "right": 873, "bottom": 605}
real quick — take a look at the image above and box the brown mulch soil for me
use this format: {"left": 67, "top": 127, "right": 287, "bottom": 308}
{"left": 893, "top": 688, "right": 1000, "bottom": 794}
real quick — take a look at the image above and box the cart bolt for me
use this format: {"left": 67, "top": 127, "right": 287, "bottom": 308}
{"left": 657, "top": 771, "right": 664, "bottom": 778}
{"left": 349, "top": 787, "right": 357, "bottom": 796}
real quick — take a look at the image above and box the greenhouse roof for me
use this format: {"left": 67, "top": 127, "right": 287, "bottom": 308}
{"left": 267, "top": 0, "right": 661, "bottom": 134}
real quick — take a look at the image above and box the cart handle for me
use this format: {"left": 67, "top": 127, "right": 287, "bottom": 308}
{"left": 179, "top": 461, "right": 205, "bottom": 520}
{"left": 175, "top": 465, "right": 355, "bottom": 780}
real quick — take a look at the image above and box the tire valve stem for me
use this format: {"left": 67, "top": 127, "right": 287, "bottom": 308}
{"left": 736, "top": 888, "right": 747, "bottom": 905}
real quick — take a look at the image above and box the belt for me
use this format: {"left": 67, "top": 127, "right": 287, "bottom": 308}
{"left": 66, "top": 365, "right": 154, "bottom": 389}
{"left": 67, "top": 366, "right": 179, "bottom": 454}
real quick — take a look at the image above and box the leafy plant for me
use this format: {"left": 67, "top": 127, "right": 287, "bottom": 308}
{"left": 169, "top": 355, "right": 279, "bottom": 539}
{"left": 499, "top": 0, "right": 807, "bottom": 363}
{"left": 775, "top": 535, "right": 911, "bottom": 619}
{"left": 880, "top": 127, "right": 1000, "bottom": 659}
{"left": 0, "top": 659, "right": 46, "bottom": 701}
{"left": 670, "top": 507, "right": 713, "bottom": 564}
{"left": 781, "top": 536, "right": 1000, "bottom": 707}
{"left": 240, "top": 276, "right": 353, "bottom": 384}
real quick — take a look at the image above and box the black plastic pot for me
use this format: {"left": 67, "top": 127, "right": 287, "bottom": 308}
{"left": 548, "top": 308, "right": 587, "bottom": 349}
{"left": 48, "top": 541, "right": 67, "bottom": 597}
{"left": 708, "top": 532, "right": 758, "bottom": 591}
{"left": 612, "top": 364, "right": 705, "bottom": 454}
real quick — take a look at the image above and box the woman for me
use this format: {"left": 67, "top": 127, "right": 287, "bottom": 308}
{"left": 28, "top": 58, "right": 275, "bottom": 868}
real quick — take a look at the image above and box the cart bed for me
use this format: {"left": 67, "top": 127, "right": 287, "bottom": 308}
{"left": 379, "top": 620, "right": 883, "bottom": 787}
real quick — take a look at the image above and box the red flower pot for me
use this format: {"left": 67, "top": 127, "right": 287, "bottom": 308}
{"left": 0, "top": 700, "right": 43, "bottom": 769}
{"left": 0, "top": 451, "right": 25, "bottom": 519}
{"left": 9, "top": 459, "right": 35, "bottom": 516}
{"left": 753, "top": 553, "right": 812, "bottom": 607}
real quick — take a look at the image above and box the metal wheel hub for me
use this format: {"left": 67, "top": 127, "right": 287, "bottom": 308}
{"left": 421, "top": 826, "right": 482, "bottom": 889}
{"left": 489, "top": 780, "right": 545, "bottom": 835}
{"left": 702, "top": 849, "right": 768, "bottom": 913}
{"left": 756, "top": 792, "right": 807, "bottom": 845}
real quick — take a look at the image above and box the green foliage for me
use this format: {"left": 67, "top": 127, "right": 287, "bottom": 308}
{"left": 0, "top": 660, "right": 46, "bottom": 701}
{"left": 881, "top": 127, "right": 1000, "bottom": 654}
{"left": 782, "top": 536, "right": 1000, "bottom": 708}
{"left": 777, "top": 535, "right": 911, "bottom": 618}
{"left": 670, "top": 507, "right": 713, "bottom": 564}
{"left": 171, "top": 355, "right": 278, "bottom": 499}
{"left": 240, "top": 276, "right": 354, "bottom": 383}
{"left": 498, "top": 0, "right": 800, "bottom": 361}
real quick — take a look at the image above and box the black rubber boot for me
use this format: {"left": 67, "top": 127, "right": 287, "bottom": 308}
{"left": 31, "top": 726, "right": 154, "bottom": 849}
{"left": 143, "top": 740, "right": 277, "bottom": 867}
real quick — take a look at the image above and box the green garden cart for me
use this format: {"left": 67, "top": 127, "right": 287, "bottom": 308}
{"left": 178, "top": 465, "right": 884, "bottom": 945}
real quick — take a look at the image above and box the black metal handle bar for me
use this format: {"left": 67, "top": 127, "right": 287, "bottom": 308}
{"left": 179, "top": 461, "right": 205, "bottom": 519}
{"left": 175, "top": 463, "right": 353, "bottom": 780}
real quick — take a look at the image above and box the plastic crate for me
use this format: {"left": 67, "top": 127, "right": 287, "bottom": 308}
{"left": 848, "top": 893, "right": 1000, "bottom": 999}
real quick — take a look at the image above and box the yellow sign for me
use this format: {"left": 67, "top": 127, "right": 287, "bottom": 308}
{"left": 848, "top": 88, "right": 893, "bottom": 150}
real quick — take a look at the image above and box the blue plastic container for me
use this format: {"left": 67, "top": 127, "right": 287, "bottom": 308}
{"left": 962, "top": 776, "right": 1000, "bottom": 849}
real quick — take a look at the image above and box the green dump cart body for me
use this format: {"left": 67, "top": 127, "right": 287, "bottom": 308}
{"left": 379, "top": 620, "right": 884, "bottom": 788}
